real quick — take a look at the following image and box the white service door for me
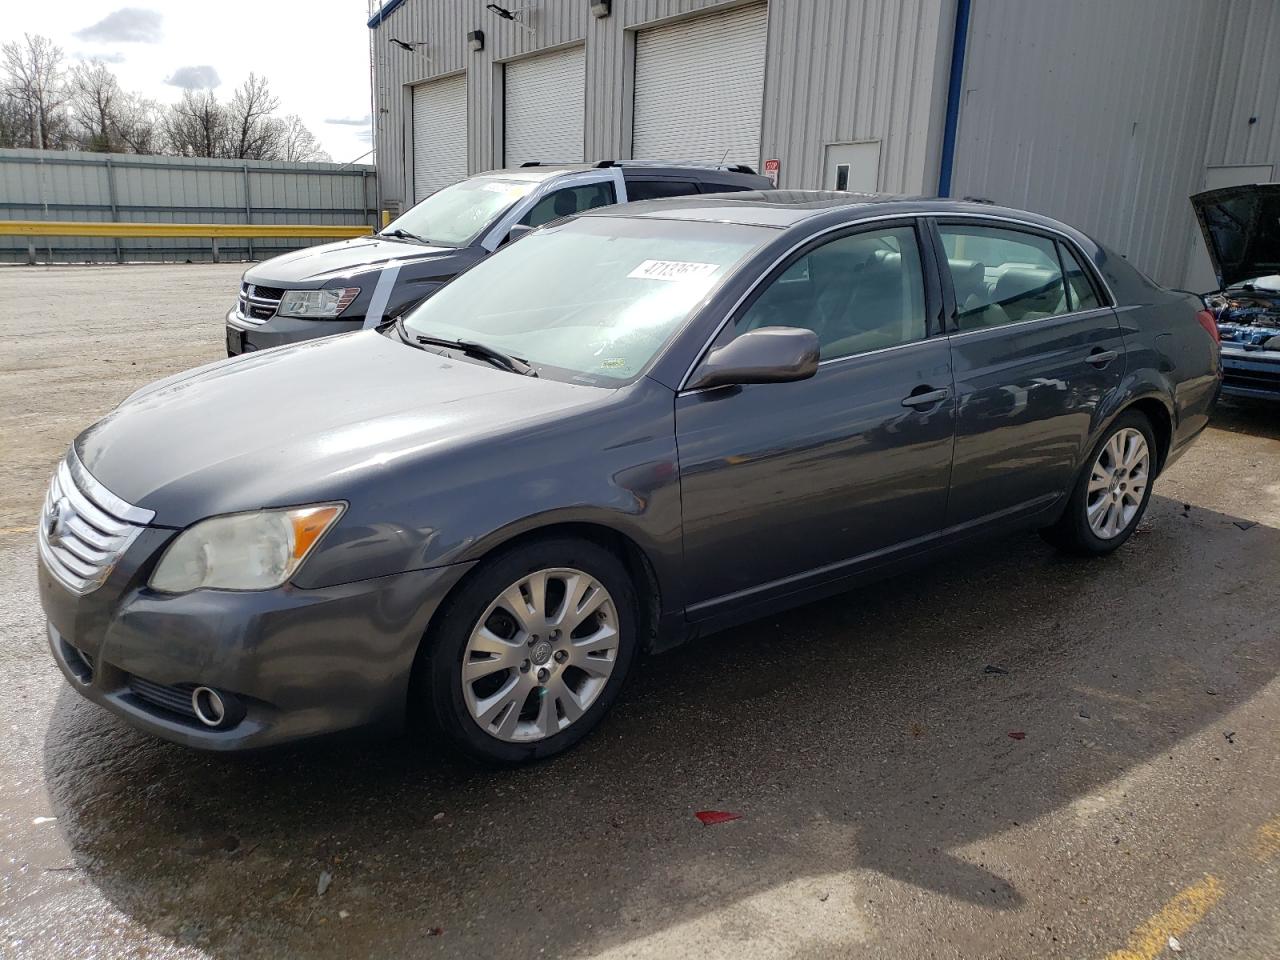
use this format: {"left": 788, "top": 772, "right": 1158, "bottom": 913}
{"left": 412, "top": 74, "right": 468, "bottom": 202}
{"left": 1182, "top": 163, "right": 1275, "bottom": 293}
{"left": 504, "top": 47, "right": 585, "bottom": 167}
{"left": 632, "top": 2, "right": 767, "bottom": 169}
{"left": 824, "top": 142, "right": 881, "bottom": 193}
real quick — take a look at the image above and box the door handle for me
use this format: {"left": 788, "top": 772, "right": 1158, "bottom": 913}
{"left": 1086, "top": 349, "right": 1118, "bottom": 368}
{"left": 901, "top": 386, "right": 950, "bottom": 408}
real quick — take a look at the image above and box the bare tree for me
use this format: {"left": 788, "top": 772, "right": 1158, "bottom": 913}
{"left": 1, "top": 33, "right": 69, "bottom": 149}
{"left": 164, "top": 89, "right": 227, "bottom": 158}
{"left": 0, "top": 95, "right": 25, "bottom": 148}
{"left": 225, "top": 73, "right": 280, "bottom": 159}
{"left": 113, "top": 92, "right": 165, "bottom": 154}
{"left": 67, "top": 59, "right": 123, "bottom": 151}
{"left": 273, "top": 113, "right": 331, "bottom": 163}
{"left": 0, "top": 39, "right": 330, "bottom": 162}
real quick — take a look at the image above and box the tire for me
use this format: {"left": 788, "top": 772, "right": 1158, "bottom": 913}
{"left": 415, "top": 537, "right": 639, "bottom": 764}
{"left": 1041, "top": 410, "right": 1157, "bottom": 556}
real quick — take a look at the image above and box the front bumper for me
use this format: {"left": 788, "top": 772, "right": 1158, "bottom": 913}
{"left": 1220, "top": 345, "right": 1280, "bottom": 400}
{"left": 226, "top": 307, "right": 365, "bottom": 356}
{"left": 39, "top": 538, "right": 473, "bottom": 750}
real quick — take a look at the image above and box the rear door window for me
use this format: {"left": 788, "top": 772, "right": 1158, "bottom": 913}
{"left": 519, "top": 181, "right": 617, "bottom": 227}
{"left": 699, "top": 181, "right": 755, "bottom": 194}
{"left": 1057, "top": 242, "right": 1103, "bottom": 311}
{"left": 625, "top": 179, "right": 700, "bottom": 201}
{"left": 938, "top": 224, "right": 1069, "bottom": 330}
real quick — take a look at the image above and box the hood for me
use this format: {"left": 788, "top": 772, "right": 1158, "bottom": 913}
{"left": 76, "top": 332, "right": 608, "bottom": 525}
{"left": 1190, "top": 183, "right": 1280, "bottom": 289}
{"left": 246, "top": 235, "right": 466, "bottom": 285}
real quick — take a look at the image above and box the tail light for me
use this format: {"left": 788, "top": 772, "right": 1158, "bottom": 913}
{"left": 1194, "top": 308, "right": 1221, "bottom": 344}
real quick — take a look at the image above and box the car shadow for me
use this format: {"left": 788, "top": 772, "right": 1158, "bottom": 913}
{"left": 1211, "top": 395, "right": 1280, "bottom": 441}
{"left": 41, "top": 495, "right": 1279, "bottom": 957}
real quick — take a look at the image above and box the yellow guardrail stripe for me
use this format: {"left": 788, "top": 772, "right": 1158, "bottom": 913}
{"left": 2, "top": 220, "right": 373, "bottom": 239}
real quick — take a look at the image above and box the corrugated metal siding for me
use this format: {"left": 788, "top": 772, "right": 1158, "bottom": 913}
{"left": 370, "top": 0, "right": 952, "bottom": 203}
{"left": 949, "top": 0, "right": 1229, "bottom": 286}
{"left": 1203, "top": 0, "right": 1280, "bottom": 169}
{"left": 760, "top": 0, "right": 952, "bottom": 193}
{"left": 0, "top": 148, "right": 376, "bottom": 263}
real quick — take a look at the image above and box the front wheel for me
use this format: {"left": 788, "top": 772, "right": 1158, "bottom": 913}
{"left": 1041, "top": 411, "right": 1157, "bottom": 556}
{"left": 417, "top": 538, "right": 638, "bottom": 764}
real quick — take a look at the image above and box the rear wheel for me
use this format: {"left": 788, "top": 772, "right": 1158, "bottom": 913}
{"left": 1042, "top": 411, "right": 1157, "bottom": 556}
{"left": 418, "top": 538, "right": 638, "bottom": 764}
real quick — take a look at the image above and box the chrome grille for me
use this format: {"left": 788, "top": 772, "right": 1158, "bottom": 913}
{"left": 38, "top": 452, "right": 154, "bottom": 595}
{"left": 235, "top": 282, "right": 283, "bottom": 327}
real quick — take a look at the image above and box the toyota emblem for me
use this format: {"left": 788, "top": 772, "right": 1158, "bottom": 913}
{"left": 46, "top": 497, "right": 71, "bottom": 546}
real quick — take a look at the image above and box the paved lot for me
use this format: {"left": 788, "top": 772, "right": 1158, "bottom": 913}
{"left": 1, "top": 263, "right": 1278, "bottom": 960}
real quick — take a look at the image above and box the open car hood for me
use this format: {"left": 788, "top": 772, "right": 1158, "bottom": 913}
{"left": 1191, "top": 183, "right": 1280, "bottom": 290}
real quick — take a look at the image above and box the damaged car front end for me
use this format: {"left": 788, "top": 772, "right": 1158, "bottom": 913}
{"left": 1192, "top": 183, "right": 1280, "bottom": 400}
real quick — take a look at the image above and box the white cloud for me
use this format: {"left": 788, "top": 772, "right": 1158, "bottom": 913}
{"left": 165, "top": 65, "right": 221, "bottom": 89}
{"left": 74, "top": 51, "right": 127, "bottom": 63}
{"left": 13, "top": 1, "right": 373, "bottom": 163}
{"left": 325, "top": 114, "right": 372, "bottom": 126}
{"left": 74, "top": 8, "right": 163, "bottom": 43}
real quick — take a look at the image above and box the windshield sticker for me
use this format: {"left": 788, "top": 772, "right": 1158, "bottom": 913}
{"left": 627, "top": 259, "right": 721, "bottom": 282}
{"left": 599, "top": 357, "right": 627, "bottom": 369}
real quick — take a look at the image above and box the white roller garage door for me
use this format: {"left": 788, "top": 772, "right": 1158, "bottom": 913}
{"left": 632, "top": 3, "right": 768, "bottom": 169}
{"left": 412, "top": 74, "right": 468, "bottom": 202}
{"left": 504, "top": 46, "right": 585, "bottom": 166}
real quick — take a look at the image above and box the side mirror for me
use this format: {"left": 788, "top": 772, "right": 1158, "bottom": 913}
{"left": 686, "top": 326, "right": 820, "bottom": 391}
{"left": 503, "top": 223, "right": 534, "bottom": 245}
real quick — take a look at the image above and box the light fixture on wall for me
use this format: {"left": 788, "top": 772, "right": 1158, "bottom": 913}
{"left": 389, "top": 37, "right": 427, "bottom": 52}
{"left": 590, "top": 0, "right": 611, "bottom": 17}
{"left": 468, "top": 30, "right": 485, "bottom": 52}
{"left": 485, "top": 3, "right": 536, "bottom": 35}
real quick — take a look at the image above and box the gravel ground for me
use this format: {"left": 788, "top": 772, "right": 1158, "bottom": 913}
{"left": 1, "top": 264, "right": 1278, "bottom": 960}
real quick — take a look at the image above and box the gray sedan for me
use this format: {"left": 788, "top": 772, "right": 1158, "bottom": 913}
{"left": 38, "top": 192, "right": 1221, "bottom": 763}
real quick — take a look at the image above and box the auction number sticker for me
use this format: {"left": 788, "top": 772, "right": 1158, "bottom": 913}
{"left": 627, "top": 260, "right": 720, "bottom": 282}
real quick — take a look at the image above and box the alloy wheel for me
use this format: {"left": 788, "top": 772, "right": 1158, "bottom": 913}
{"left": 461, "top": 567, "right": 620, "bottom": 742}
{"left": 1086, "top": 427, "right": 1150, "bottom": 540}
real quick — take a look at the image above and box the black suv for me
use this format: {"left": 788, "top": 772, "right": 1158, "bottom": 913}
{"left": 225, "top": 162, "right": 771, "bottom": 355}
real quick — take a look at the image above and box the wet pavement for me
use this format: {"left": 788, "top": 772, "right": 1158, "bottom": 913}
{"left": 2, "top": 265, "right": 1278, "bottom": 959}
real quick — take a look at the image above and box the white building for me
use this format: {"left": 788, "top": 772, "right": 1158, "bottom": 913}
{"left": 368, "top": 0, "right": 1280, "bottom": 288}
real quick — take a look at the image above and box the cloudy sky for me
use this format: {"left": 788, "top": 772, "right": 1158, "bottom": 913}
{"left": 6, "top": 2, "right": 374, "bottom": 162}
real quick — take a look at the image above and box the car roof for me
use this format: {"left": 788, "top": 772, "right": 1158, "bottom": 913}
{"left": 480, "top": 163, "right": 768, "bottom": 182}
{"left": 581, "top": 190, "right": 1076, "bottom": 232}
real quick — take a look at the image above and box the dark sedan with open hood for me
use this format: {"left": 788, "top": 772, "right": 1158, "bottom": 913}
{"left": 42, "top": 192, "right": 1218, "bottom": 763}
{"left": 1192, "top": 183, "right": 1280, "bottom": 400}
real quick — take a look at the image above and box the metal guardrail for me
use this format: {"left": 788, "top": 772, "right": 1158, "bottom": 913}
{"left": 3, "top": 220, "right": 374, "bottom": 263}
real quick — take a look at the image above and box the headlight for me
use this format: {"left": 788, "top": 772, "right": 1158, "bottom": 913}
{"left": 277, "top": 287, "right": 361, "bottom": 319}
{"left": 149, "top": 504, "right": 344, "bottom": 593}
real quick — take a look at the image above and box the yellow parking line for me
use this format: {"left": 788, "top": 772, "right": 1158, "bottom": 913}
{"left": 1103, "top": 874, "right": 1224, "bottom": 960}
{"left": 1251, "top": 815, "right": 1280, "bottom": 862}
{"left": 1103, "top": 815, "right": 1280, "bottom": 960}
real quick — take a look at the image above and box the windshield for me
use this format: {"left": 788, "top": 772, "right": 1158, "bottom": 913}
{"left": 401, "top": 216, "right": 771, "bottom": 384}
{"left": 383, "top": 176, "right": 537, "bottom": 247}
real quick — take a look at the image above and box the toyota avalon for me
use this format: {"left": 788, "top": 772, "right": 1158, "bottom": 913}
{"left": 39, "top": 192, "right": 1220, "bottom": 763}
